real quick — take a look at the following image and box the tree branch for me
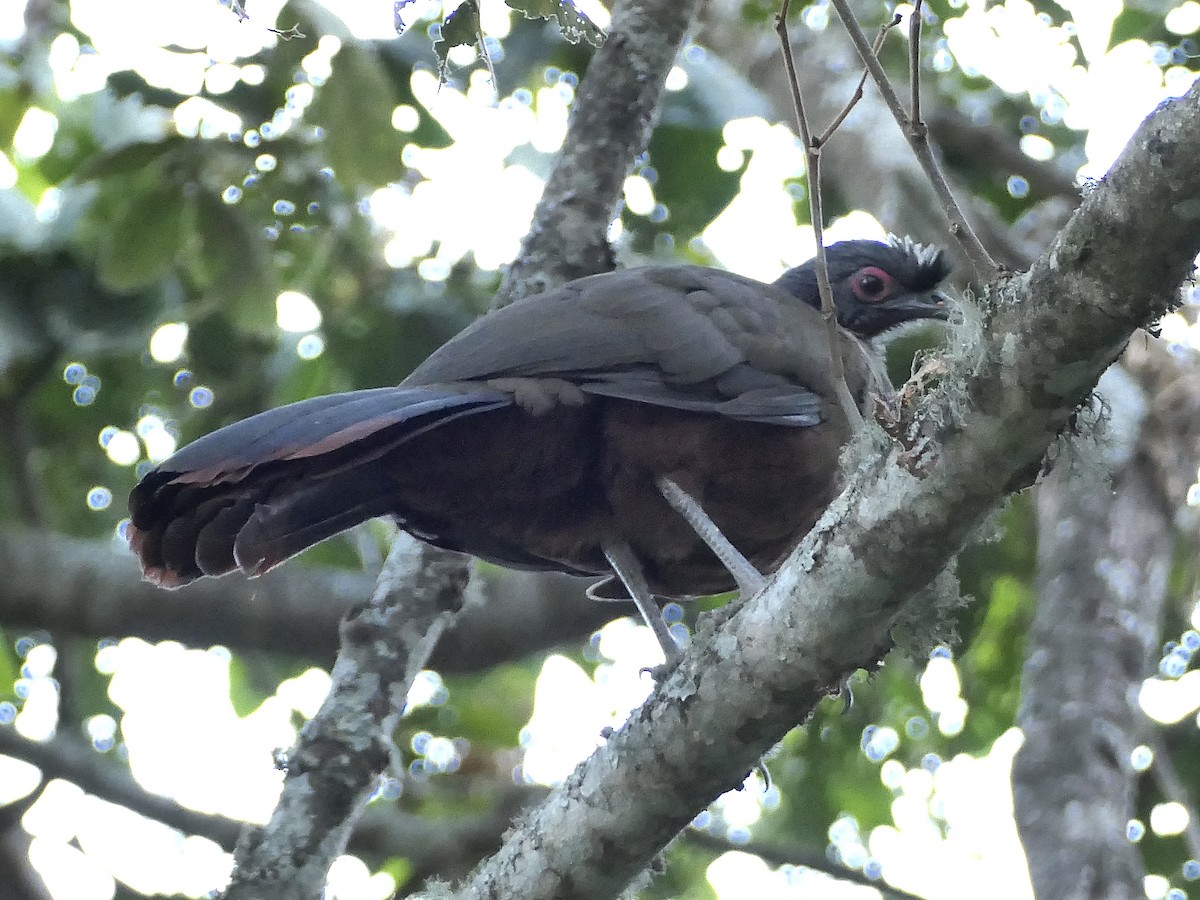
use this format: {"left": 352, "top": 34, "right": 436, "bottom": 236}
{"left": 1013, "top": 394, "right": 1166, "bottom": 899}
{"left": 925, "top": 106, "right": 1081, "bottom": 202}
{"left": 0, "top": 725, "right": 544, "bottom": 887}
{"left": 432, "top": 80, "right": 1200, "bottom": 900}
{"left": 827, "top": 0, "right": 999, "bottom": 278}
{"left": 223, "top": 537, "right": 470, "bottom": 899}
{"left": 684, "top": 829, "right": 927, "bottom": 900}
{"left": 495, "top": 0, "right": 703, "bottom": 306}
{"left": 1147, "top": 731, "right": 1200, "bottom": 867}
{"left": 0, "top": 726, "right": 242, "bottom": 849}
{"left": 1013, "top": 335, "right": 1200, "bottom": 894}
{"left": 0, "top": 530, "right": 613, "bottom": 672}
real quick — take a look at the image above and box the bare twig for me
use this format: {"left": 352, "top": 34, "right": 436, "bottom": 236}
{"left": 775, "top": 0, "right": 862, "bottom": 431}
{"left": 816, "top": 16, "right": 901, "bottom": 146}
{"left": 909, "top": 0, "right": 923, "bottom": 124}
{"left": 827, "top": 0, "right": 999, "bottom": 278}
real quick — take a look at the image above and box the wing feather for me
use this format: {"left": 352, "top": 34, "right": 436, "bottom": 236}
{"left": 405, "top": 266, "right": 830, "bottom": 424}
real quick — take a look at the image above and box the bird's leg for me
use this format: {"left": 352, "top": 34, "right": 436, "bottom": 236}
{"left": 600, "top": 538, "right": 681, "bottom": 664}
{"left": 655, "top": 476, "right": 767, "bottom": 598}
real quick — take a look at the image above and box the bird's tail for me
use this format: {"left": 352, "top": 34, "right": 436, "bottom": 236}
{"left": 128, "top": 386, "right": 510, "bottom": 587}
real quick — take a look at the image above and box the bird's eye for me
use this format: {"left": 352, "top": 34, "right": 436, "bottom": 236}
{"left": 850, "top": 266, "right": 894, "bottom": 303}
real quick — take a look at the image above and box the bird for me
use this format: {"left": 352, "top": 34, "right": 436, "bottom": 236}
{"left": 128, "top": 237, "right": 951, "bottom": 660}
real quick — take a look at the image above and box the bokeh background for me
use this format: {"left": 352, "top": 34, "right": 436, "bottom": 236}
{"left": 1, "top": 0, "right": 1200, "bottom": 897}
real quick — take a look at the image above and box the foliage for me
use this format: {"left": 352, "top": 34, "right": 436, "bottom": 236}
{"left": 0, "top": 0, "right": 1198, "bottom": 898}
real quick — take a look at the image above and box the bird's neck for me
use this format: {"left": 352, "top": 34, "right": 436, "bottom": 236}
{"left": 772, "top": 266, "right": 822, "bottom": 314}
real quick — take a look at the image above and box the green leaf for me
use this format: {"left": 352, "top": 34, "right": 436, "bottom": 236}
{"left": 644, "top": 125, "right": 741, "bottom": 239}
{"left": 0, "top": 84, "right": 32, "bottom": 147}
{"left": 0, "top": 629, "right": 18, "bottom": 699}
{"left": 379, "top": 857, "right": 414, "bottom": 891}
{"left": 105, "top": 69, "right": 189, "bottom": 110}
{"left": 506, "top": 0, "right": 605, "bottom": 46}
{"left": 435, "top": 0, "right": 484, "bottom": 65}
{"left": 308, "top": 44, "right": 404, "bottom": 188}
{"left": 189, "top": 193, "right": 278, "bottom": 331}
{"left": 1110, "top": 9, "right": 1160, "bottom": 49}
{"left": 227, "top": 654, "right": 316, "bottom": 719}
{"left": 77, "top": 137, "right": 190, "bottom": 181}
{"left": 446, "top": 663, "right": 537, "bottom": 747}
{"left": 96, "top": 182, "right": 189, "bottom": 292}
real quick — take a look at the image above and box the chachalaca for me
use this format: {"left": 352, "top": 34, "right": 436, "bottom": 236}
{"left": 128, "top": 237, "right": 951, "bottom": 660}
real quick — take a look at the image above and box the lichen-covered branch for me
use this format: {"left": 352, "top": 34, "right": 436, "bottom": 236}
{"left": 1013, "top": 399, "right": 1165, "bottom": 900}
{"left": 1013, "top": 336, "right": 1200, "bottom": 897}
{"left": 434, "top": 80, "right": 1200, "bottom": 900}
{"left": 495, "top": 0, "right": 703, "bottom": 306}
{"left": 223, "top": 537, "right": 469, "bottom": 900}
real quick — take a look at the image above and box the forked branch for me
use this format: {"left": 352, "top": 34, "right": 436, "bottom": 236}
{"left": 827, "top": 0, "right": 1000, "bottom": 278}
{"left": 775, "top": 1, "right": 900, "bottom": 431}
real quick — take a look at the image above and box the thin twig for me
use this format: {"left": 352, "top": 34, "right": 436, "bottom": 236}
{"left": 826, "top": 0, "right": 999, "bottom": 279}
{"left": 909, "top": 0, "right": 923, "bottom": 124}
{"left": 776, "top": 0, "right": 863, "bottom": 431}
{"left": 776, "top": 0, "right": 814, "bottom": 152}
{"left": 817, "top": 15, "right": 901, "bottom": 146}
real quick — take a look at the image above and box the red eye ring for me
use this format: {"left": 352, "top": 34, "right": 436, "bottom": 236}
{"left": 850, "top": 266, "right": 894, "bottom": 303}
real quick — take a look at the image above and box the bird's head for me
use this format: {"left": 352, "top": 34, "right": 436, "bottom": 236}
{"left": 774, "top": 236, "right": 952, "bottom": 339}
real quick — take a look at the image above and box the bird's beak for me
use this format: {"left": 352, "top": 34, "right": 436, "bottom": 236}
{"left": 896, "top": 288, "right": 952, "bottom": 322}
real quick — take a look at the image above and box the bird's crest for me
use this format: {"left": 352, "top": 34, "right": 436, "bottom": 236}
{"left": 886, "top": 234, "right": 950, "bottom": 288}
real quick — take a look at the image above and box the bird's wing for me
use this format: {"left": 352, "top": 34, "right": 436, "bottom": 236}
{"left": 578, "top": 365, "right": 824, "bottom": 426}
{"left": 405, "top": 266, "right": 831, "bottom": 423}
{"left": 155, "top": 387, "right": 511, "bottom": 485}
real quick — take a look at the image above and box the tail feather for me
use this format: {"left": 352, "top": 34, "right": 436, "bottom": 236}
{"left": 194, "top": 497, "right": 257, "bottom": 576}
{"left": 129, "top": 386, "right": 510, "bottom": 586}
{"left": 231, "top": 468, "right": 400, "bottom": 576}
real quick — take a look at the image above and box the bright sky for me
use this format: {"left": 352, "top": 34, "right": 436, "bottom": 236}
{"left": 1, "top": 1, "right": 1199, "bottom": 898}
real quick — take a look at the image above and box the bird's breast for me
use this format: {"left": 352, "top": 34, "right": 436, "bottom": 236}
{"left": 379, "top": 393, "right": 849, "bottom": 596}
{"left": 598, "top": 400, "right": 849, "bottom": 595}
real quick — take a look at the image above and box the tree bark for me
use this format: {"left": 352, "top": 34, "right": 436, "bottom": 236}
{"left": 1014, "top": 332, "right": 1200, "bottom": 897}
{"left": 220, "top": 0, "right": 708, "bottom": 895}
{"left": 496, "top": 0, "right": 704, "bottom": 305}
{"left": 1014, "top": 392, "right": 1168, "bottom": 899}
{"left": 223, "top": 537, "right": 468, "bottom": 900}
{"left": 0, "top": 530, "right": 611, "bottom": 672}
{"left": 437, "top": 81, "right": 1200, "bottom": 900}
